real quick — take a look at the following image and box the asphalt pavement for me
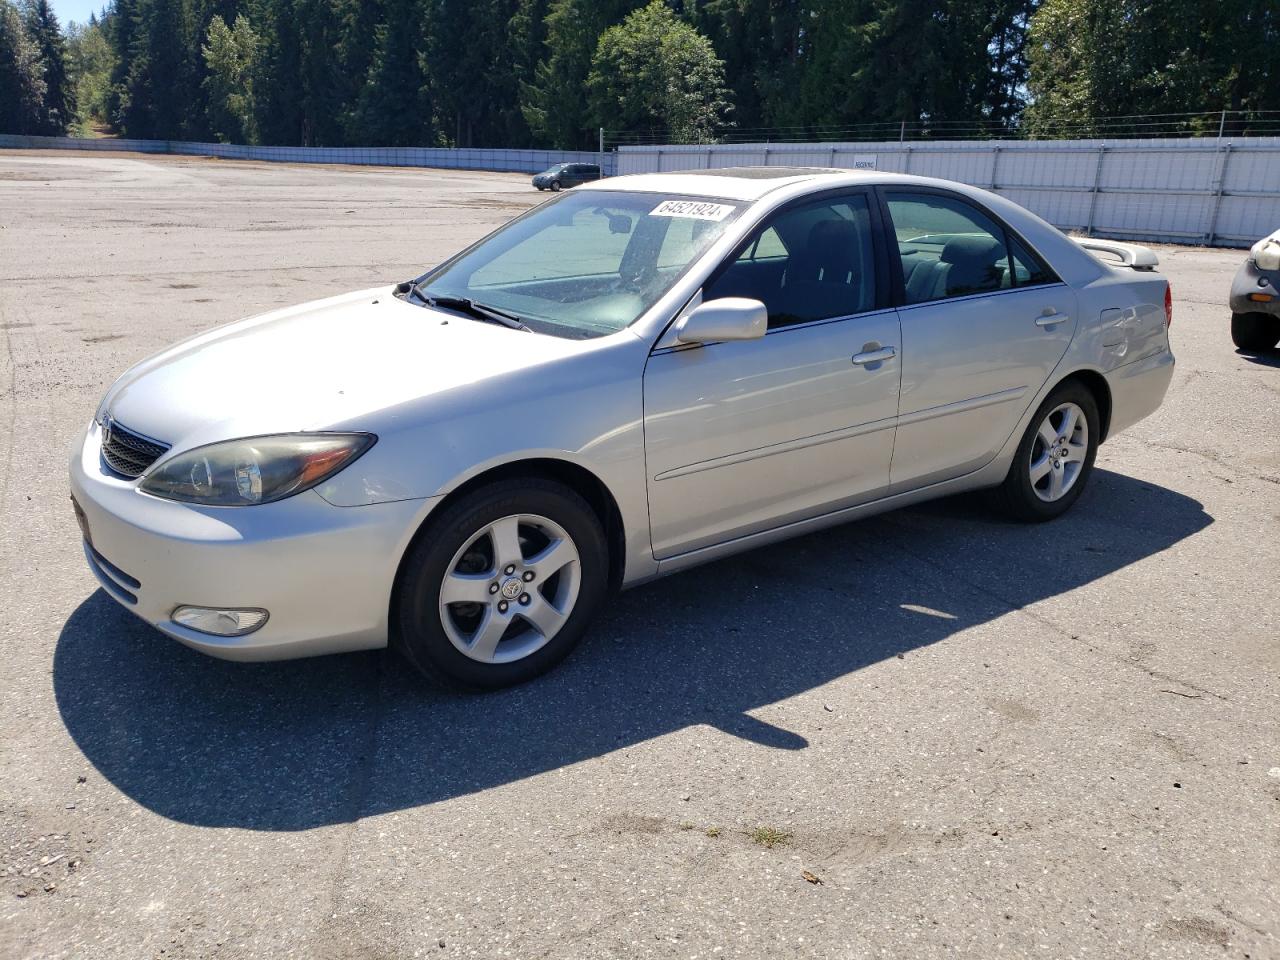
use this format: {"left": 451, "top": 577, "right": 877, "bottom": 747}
{"left": 1, "top": 151, "right": 1277, "bottom": 960}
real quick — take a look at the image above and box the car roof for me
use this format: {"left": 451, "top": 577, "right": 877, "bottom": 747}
{"left": 578, "top": 166, "right": 871, "bottom": 201}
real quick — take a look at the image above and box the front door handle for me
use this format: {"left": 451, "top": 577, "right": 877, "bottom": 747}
{"left": 851, "top": 345, "right": 896, "bottom": 365}
{"left": 1035, "top": 312, "right": 1069, "bottom": 327}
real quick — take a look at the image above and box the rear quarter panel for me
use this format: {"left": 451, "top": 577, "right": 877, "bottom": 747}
{"left": 1071, "top": 269, "right": 1170, "bottom": 374}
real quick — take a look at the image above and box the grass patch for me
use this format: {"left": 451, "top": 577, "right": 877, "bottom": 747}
{"left": 749, "top": 826, "right": 791, "bottom": 848}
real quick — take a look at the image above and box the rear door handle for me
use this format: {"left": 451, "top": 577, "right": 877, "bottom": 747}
{"left": 1035, "top": 312, "right": 1069, "bottom": 327}
{"left": 852, "top": 346, "right": 896, "bottom": 365}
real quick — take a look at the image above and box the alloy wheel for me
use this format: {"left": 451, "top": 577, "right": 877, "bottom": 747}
{"left": 1029, "top": 401, "right": 1089, "bottom": 502}
{"left": 437, "top": 513, "right": 581, "bottom": 664}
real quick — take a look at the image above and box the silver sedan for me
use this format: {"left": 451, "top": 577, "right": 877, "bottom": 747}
{"left": 71, "top": 168, "right": 1175, "bottom": 688}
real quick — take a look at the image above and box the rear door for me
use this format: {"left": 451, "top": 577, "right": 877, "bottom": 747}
{"left": 879, "top": 189, "right": 1076, "bottom": 491}
{"left": 643, "top": 189, "right": 901, "bottom": 558}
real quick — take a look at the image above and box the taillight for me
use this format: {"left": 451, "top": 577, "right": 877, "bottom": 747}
{"left": 1164, "top": 282, "right": 1173, "bottom": 328}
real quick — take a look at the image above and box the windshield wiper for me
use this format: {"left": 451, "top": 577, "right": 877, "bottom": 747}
{"left": 411, "top": 286, "right": 533, "bottom": 332}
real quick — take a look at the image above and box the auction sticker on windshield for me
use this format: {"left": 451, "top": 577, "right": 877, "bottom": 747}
{"left": 650, "top": 200, "right": 737, "bottom": 221}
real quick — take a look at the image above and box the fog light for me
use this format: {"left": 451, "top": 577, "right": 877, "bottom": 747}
{"left": 172, "top": 605, "right": 269, "bottom": 637}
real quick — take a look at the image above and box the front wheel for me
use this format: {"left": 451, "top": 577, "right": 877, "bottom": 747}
{"left": 1231, "top": 312, "right": 1280, "bottom": 352}
{"left": 394, "top": 478, "right": 608, "bottom": 689}
{"left": 991, "top": 382, "right": 1100, "bottom": 522}
{"left": 549, "top": 179, "right": 562, "bottom": 192}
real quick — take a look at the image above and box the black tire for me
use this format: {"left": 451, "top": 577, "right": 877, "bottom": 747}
{"left": 549, "top": 179, "right": 562, "bottom": 192}
{"left": 394, "top": 478, "right": 608, "bottom": 690}
{"left": 535, "top": 185, "right": 545, "bottom": 191}
{"left": 991, "top": 381, "right": 1100, "bottom": 523}
{"left": 1231, "top": 312, "right": 1280, "bottom": 352}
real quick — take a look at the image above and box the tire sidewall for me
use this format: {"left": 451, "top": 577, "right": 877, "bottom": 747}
{"left": 550, "top": 180, "right": 562, "bottom": 192}
{"left": 396, "top": 481, "right": 608, "bottom": 689}
{"left": 1004, "top": 383, "right": 1100, "bottom": 521}
{"left": 1231, "top": 312, "right": 1280, "bottom": 351}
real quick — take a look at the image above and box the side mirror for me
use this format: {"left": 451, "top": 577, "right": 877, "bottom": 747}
{"left": 675, "top": 297, "right": 768, "bottom": 344}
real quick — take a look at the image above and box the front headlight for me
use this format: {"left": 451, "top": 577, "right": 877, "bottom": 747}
{"left": 138, "top": 433, "right": 375, "bottom": 506}
{"left": 1254, "top": 240, "right": 1280, "bottom": 272}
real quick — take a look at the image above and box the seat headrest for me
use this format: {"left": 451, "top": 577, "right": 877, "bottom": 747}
{"left": 807, "top": 218, "right": 860, "bottom": 251}
{"left": 799, "top": 219, "right": 863, "bottom": 282}
{"left": 941, "top": 235, "right": 1003, "bottom": 266}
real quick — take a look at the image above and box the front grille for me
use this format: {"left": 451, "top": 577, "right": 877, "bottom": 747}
{"left": 101, "top": 419, "right": 169, "bottom": 478}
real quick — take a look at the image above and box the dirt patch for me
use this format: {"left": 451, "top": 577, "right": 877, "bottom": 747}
{"left": 601, "top": 813, "right": 666, "bottom": 836}
{"left": 1160, "top": 916, "right": 1230, "bottom": 947}
{"left": 987, "top": 698, "right": 1042, "bottom": 723}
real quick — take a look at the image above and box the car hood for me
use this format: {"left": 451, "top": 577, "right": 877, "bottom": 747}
{"left": 100, "top": 286, "right": 599, "bottom": 451}
{"left": 1251, "top": 228, "right": 1280, "bottom": 259}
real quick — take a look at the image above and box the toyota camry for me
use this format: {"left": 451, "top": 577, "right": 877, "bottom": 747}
{"left": 71, "top": 168, "right": 1175, "bottom": 688}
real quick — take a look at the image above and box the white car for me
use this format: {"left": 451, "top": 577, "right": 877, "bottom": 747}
{"left": 1229, "top": 228, "right": 1280, "bottom": 351}
{"left": 71, "top": 168, "right": 1175, "bottom": 688}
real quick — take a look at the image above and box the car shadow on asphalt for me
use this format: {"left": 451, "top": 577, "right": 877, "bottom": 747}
{"left": 1235, "top": 346, "right": 1280, "bottom": 368}
{"left": 53, "top": 469, "right": 1211, "bottom": 831}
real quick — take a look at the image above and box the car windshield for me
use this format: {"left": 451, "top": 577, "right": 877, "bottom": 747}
{"left": 414, "top": 191, "right": 744, "bottom": 338}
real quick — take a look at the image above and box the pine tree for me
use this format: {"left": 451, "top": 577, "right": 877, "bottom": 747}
{"left": 336, "top": 0, "right": 382, "bottom": 140}
{"left": 521, "top": 0, "right": 643, "bottom": 149}
{"left": 255, "top": 0, "right": 306, "bottom": 143}
{"left": 346, "top": 0, "right": 430, "bottom": 145}
{"left": 22, "top": 0, "right": 75, "bottom": 133}
{"left": 0, "top": 0, "right": 47, "bottom": 134}
{"left": 426, "top": 0, "right": 528, "bottom": 147}
{"left": 106, "top": 0, "right": 140, "bottom": 131}
{"left": 297, "top": 0, "right": 343, "bottom": 145}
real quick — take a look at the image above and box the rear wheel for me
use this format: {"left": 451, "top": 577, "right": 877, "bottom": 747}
{"left": 394, "top": 478, "right": 607, "bottom": 689}
{"left": 991, "top": 381, "right": 1099, "bottom": 522}
{"left": 1231, "top": 312, "right": 1280, "bottom": 352}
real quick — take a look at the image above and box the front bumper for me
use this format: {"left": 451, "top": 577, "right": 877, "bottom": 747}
{"left": 1229, "top": 258, "right": 1280, "bottom": 316}
{"left": 69, "top": 421, "right": 437, "bottom": 661}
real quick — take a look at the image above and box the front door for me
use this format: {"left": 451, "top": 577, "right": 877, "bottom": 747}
{"left": 643, "top": 191, "right": 901, "bottom": 559}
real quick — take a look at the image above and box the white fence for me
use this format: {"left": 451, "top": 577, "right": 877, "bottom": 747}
{"left": 617, "top": 138, "right": 1280, "bottom": 248}
{"left": 0, "top": 133, "right": 615, "bottom": 176}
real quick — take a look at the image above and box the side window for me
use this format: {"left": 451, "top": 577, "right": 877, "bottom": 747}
{"left": 740, "top": 226, "right": 787, "bottom": 262}
{"left": 705, "top": 194, "right": 877, "bottom": 328}
{"left": 1009, "top": 236, "right": 1056, "bottom": 287}
{"left": 886, "top": 193, "right": 1011, "bottom": 305}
